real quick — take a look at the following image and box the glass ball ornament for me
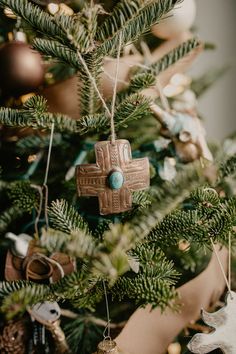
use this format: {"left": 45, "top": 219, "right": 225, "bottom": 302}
{"left": 152, "top": 0, "right": 196, "bottom": 39}
{"left": 0, "top": 41, "right": 44, "bottom": 97}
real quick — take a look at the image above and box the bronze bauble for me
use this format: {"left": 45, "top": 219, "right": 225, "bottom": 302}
{"left": 0, "top": 41, "right": 44, "bottom": 97}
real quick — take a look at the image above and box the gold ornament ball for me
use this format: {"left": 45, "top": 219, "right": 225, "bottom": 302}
{"left": 0, "top": 41, "right": 44, "bottom": 97}
{"left": 175, "top": 141, "right": 200, "bottom": 163}
{"left": 96, "top": 339, "right": 119, "bottom": 354}
{"left": 152, "top": 0, "right": 196, "bottom": 39}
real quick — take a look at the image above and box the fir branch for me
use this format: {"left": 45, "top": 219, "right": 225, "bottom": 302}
{"left": 191, "top": 187, "right": 220, "bottom": 207}
{"left": 1, "top": 283, "right": 52, "bottom": 318}
{"left": 68, "top": 4, "right": 104, "bottom": 53}
{"left": 149, "top": 192, "right": 236, "bottom": 246}
{"left": 16, "top": 133, "right": 62, "bottom": 153}
{"left": 77, "top": 53, "right": 103, "bottom": 116}
{"left": 77, "top": 94, "right": 151, "bottom": 134}
{"left": 127, "top": 38, "right": 201, "bottom": 95}
{"left": 219, "top": 155, "right": 236, "bottom": 179}
{"left": 49, "top": 199, "right": 89, "bottom": 234}
{"left": 7, "top": 181, "right": 39, "bottom": 212}
{"left": 0, "top": 205, "right": 24, "bottom": 235}
{"left": 149, "top": 209, "right": 205, "bottom": 246}
{"left": 140, "top": 38, "right": 200, "bottom": 76}
{"left": 76, "top": 113, "right": 108, "bottom": 135}
{"left": 113, "top": 276, "right": 177, "bottom": 310}
{"left": 33, "top": 38, "right": 80, "bottom": 69}
{"left": 64, "top": 316, "right": 103, "bottom": 354}
{"left": 128, "top": 73, "right": 156, "bottom": 94}
{"left": 40, "top": 228, "right": 72, "bottom": 253}
{"left": 0, "top": 280, "right": 31, "bottom": 298}
{"left": 41, "top": 227, "right": 96, "bottom": 258}
{"left": 132, "top": 190, "right": 152, "bottom": 210}
{"left": 114, "top": 93, "right": 151, "bottom": 128}
{"left": 130, "top": 162, "right": 205, "bottom": 240}
{"left": 91, "top": 224, "right": 137, "bottom": 282}
{"left": 23, "top": 95, "right": 48, "bottom": 112}
{"left": 0, "top": 106, "right": 78, "bottom": 132}
{"left": 131, "top": 243, "right": 179, "bottom": 280}
{"left": 96, "top": 0, "right": 182, "bottom": 56}
{"left": 0, "top": 271, "right": 100, "bottom": 317}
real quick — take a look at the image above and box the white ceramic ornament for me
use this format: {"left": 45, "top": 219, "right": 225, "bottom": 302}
{"left": 188, "top": 291, "right": 236, "bottom": 354}
{"left": 152, "top": 0, "right": 196, "bottom": 39}
{"left": 5, "top": 232, "right": 32, "bottom": 258}
{"left": 30, "top": 301, "right": 61, "bottom": 324}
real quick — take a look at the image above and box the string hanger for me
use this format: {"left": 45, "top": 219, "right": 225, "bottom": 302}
{"left": 66, "top": 29, "right": 123, "bottom": 144}
{"left": 102, "top": 280, "right": 111, "bottom": 340}
{"left": 31, "top": 122, "right": 55, "bottom": 237}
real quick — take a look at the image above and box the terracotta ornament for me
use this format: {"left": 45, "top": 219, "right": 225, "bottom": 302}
{"left": 188, "top": 291, "right": 236, "bottom": 354}
{"left": 76, "top": 139, "right": 150, "bottom": 215}
{"left": 5, "top": 242, "right": 75, "bottom": 283}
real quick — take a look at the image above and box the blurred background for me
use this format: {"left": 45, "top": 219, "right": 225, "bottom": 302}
{"left": 192, "top": 0, "right": 236, "bottom": 140}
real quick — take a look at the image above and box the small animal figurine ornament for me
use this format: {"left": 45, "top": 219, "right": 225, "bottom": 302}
{"left": 150, "top": 103, "right": 213, "bottom": 162}
{"left": 29, "top": 301, "right": 70, "bottom": 353}
{"left": 76, "top": 139, "right": 150, "bottom": 215}
{"left": 187, "top": 291, "right": 236, "bottom": 354}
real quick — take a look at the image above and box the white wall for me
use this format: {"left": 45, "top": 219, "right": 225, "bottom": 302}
{"left": 192, "top": 0, "right": 236, "bottom": 141}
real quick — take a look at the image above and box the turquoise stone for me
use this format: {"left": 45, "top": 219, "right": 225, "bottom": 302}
{"left": 108, "top": 170, "right": 124, "bottom": 190}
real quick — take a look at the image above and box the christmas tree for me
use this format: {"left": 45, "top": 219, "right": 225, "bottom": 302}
{"left": 0, "top": 0, "right": 235, "bottom": 353}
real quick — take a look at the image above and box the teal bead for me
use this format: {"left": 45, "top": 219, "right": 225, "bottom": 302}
{"left": 108, "top": 171, "right": 124, "bottom": 190}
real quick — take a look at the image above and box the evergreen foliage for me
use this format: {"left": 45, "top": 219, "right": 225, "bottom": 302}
{"left": 0, "top": 0, "right": 235, "bottom": 352}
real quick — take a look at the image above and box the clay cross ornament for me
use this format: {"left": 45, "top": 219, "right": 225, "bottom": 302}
{"left": 188, "top": 291, "right": 236, "bottom": 354}
{"left": 76, "top": 139, "right": 150, "bottom": 215}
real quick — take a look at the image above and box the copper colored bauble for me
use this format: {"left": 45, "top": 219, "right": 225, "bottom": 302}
{"left": 175, "top": 140, "right": 200, "bottom": 163}
{"left": 0, "top": 41, "right": 44, "bottom": 97}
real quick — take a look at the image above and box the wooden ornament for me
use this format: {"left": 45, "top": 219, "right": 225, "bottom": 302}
{"left": 5, "top": 250, "right": 75, "bottom": 282}
{"left": 187, "top": 291, "right": 236, "bottom": 354}
{"left": 76, "top": 139, "right": 150, "bottom": 215}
